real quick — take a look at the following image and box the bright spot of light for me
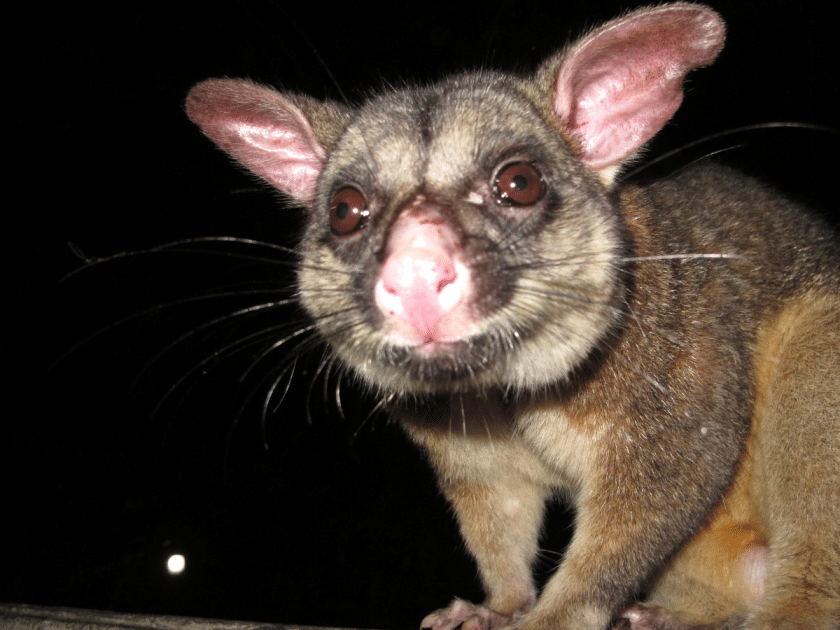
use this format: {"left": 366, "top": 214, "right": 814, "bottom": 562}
{"left": 167, "top": 554, "right": 186, "bottom": 574}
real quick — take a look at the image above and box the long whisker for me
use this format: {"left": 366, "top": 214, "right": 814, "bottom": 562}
{"left": 620, "top": 253, "right": 742, "bottom": 262}
{"left": 50, "top": 288, "right": 294, "bottom": 373}
{"left": 334, "top": 369, "right": 347, "bottom": 422}
{"left": 305, "top": 347, "right": 334, "bottom": 425}
{"left": 237, "top": 307, "right": 362, "bottom": 384}
{"left": 351, "top": 393, "right": 394, "bottom": 444}
{"left": 130, "top": 299, "right": 299, "bottom": 391}
{"left": 623, "top": 122, "right": 838, "bottom": 180}
{"left": 148, "top": 321, "right": 315, "bottom": 421}
{"left": 230, "top": 333, "right": 327, "bottom": 441}
{"left": 260, "top": 356, "right": 299, "bottom": 447}
{"left": 61, "top": 237, "right": 300, "bottom": 281}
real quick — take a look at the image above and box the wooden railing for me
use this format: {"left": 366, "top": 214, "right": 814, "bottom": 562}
{"left": 0, "top": 603, "right": 372, "bottom": 630}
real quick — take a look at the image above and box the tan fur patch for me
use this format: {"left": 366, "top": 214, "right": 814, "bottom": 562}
{"left": 647, "top": 292, "right": 840, "bottom": 624}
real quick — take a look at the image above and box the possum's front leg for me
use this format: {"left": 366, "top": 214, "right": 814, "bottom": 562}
{"left": 421, "top": 468, "right": 544, "bottom": 630}
{"left": 406, "top": 413, "right": 549, "bottom": 630}
{"left": 416, "top": 429, "right": 628, "bottom": 630}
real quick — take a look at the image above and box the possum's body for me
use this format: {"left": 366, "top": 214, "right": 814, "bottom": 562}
{"left": 186, "top": 3, "right": 840, "bottom": 628}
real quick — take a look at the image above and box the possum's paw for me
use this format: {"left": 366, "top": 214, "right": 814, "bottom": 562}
{"left": 615, "top": 605, "right": 752, "bottom": 629}
{"left": 421, "top": 598, "right": 516, "bottom": 630}
{"left": 613, "top": 605, "right": 693, "bottom": 630}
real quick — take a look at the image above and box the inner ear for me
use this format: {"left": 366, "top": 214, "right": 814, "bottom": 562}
{"left": 551, "top": 4, "right": 725, "bottom": 174}
{"left": 186, "top": 78, "right": 326, "bottom": 205}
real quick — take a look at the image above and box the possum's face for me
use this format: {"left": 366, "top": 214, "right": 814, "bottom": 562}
{"left": 185, "top": 4, "right": 724, "bottom": 397}
{"left": 295, "top": 74, "right": 625, "bottom": 397}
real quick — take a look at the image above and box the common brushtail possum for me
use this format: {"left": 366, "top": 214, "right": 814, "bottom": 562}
{"left": 185, "top": 3, "right": 840, "bottom": 629}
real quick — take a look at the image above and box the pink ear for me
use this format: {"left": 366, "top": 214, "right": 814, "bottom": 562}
{"left": 553, "top": 3, "right": 725, "bottom": 171}
{"left": 186, "top": 79, "right": 325, "bottom": 205}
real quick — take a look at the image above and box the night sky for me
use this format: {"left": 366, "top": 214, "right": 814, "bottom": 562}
{"left": 7, "top": 1, "right": 838, "bottom": 628}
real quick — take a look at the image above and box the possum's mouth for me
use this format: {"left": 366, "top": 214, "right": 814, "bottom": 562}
{"left": 378, "top": 333, "right": 501, "bottom": 386}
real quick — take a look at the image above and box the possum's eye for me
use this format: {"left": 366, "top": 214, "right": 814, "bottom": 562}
{"left": 329, "top": 187, "right": 369, "bottom": 235}
{"left": 494, "top": 162, "right": 543, "bottom": 207}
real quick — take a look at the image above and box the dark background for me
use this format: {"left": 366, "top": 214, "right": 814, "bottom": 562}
{"left": 7, "top": 1, "right": 838, "bottom": 628}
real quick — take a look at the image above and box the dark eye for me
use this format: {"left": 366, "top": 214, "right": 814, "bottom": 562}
{"left": 329, "top": 187, "right": 368, "bottom": 235}
{"left": 494, "top": 162, "right": 543, "bottom": 206}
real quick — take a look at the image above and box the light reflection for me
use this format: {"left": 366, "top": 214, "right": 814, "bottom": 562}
{"left": 166, "top": 553, "right": 186, "bottom": 575}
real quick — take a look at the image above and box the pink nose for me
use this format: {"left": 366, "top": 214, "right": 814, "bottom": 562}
{"left": 380, "top": 246, "right": 458, "bottom": 337}
{"left": 375, "top": 202, "right": 466, "bottom": 341}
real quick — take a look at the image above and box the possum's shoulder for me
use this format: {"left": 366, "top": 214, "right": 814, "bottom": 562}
{"left": 644, "top": 162, "right": 796, "bottom": 214}
{"left": 643, "top": 162, "right": 836, "bottom": 247}
{"left": 637, "top": 161, "right": 840, "bottom": 296}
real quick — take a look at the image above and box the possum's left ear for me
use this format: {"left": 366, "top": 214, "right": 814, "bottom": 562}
{"left": 546, "top": 3, "right": 725, "bottom": 181}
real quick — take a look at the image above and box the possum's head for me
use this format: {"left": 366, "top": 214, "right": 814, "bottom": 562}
{"left": 186, "top": 2, "right": 724, "bottom": 397}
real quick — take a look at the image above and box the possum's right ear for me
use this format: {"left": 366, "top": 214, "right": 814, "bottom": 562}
{"left": 186, "top": 78, "right": 337, "bottom": 206}
{"left": 545, "top": 3, "right": 725, "bottom": 183}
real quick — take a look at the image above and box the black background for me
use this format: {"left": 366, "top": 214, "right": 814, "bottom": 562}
{"left": 6, "top": 1, "right": 838, "bottom": 628}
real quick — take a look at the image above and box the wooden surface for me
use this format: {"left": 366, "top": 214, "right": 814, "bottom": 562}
{"left": 0, "top": 604, "right": 373, "bottom": 630}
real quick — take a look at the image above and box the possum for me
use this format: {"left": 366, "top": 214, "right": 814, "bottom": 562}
{"left": 185, "top": 3, "right": 840, "bottom": 629}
